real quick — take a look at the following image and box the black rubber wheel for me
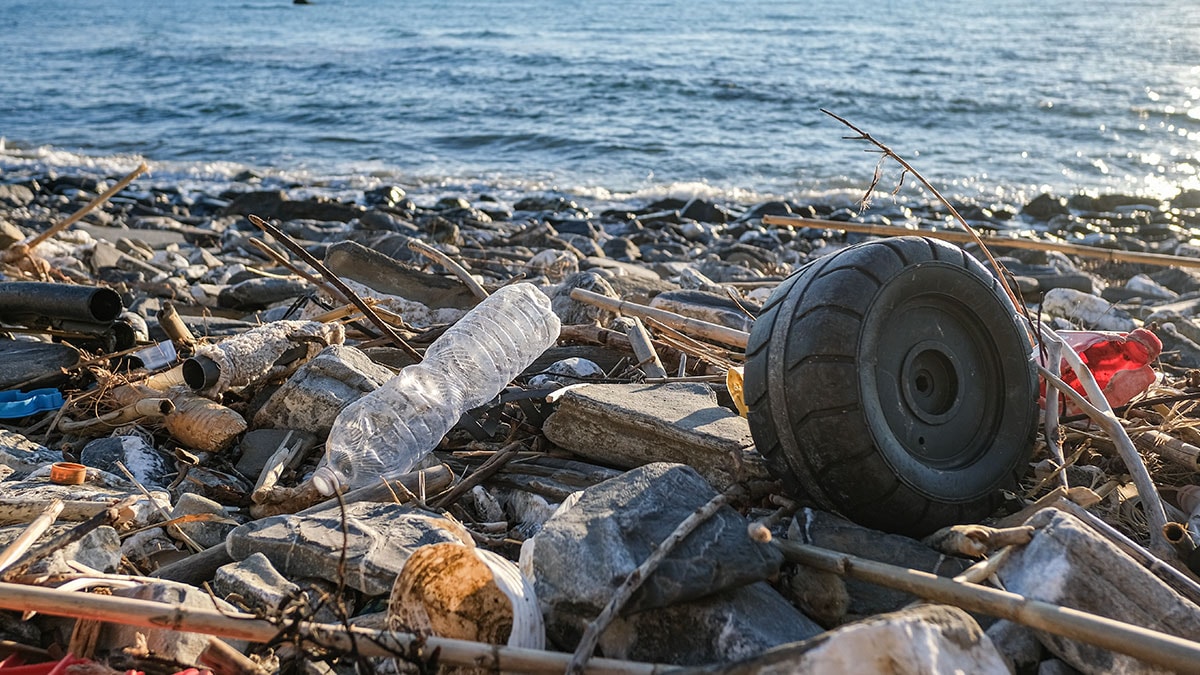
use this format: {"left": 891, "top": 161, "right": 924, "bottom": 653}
{"left": 745, "top": 236, "right": 1037, "bottom": 537}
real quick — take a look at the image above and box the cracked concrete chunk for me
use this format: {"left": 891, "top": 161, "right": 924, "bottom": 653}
{"left": 542, "top": 382, "right": 770, "bottom": 489}
{"left": 253, "top": 344, "right": 395, "bottom": 436}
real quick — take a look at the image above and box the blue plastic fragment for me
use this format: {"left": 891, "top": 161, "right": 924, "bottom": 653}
{"left": 0, "top": 388, "right": 65, "bottom": 419}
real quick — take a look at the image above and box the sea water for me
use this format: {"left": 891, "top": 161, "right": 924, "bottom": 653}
{"left": 1, "top": 0, "right": 1198, "bottom": 207}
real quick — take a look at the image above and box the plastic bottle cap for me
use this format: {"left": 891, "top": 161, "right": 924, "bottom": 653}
{"left": 50, "top": 462, "right": 88, "bottom": 485}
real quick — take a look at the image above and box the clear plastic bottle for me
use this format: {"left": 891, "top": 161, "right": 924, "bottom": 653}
{"left": 314, "top": 283, "right": 561, "bottom": 494}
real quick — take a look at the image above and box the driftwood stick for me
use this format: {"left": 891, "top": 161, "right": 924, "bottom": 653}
{"left": 0, "top": 499, "right": 113, "bottom": 526}
{"left": 408, "top": 238, "right": 489, "bottom": 301}
{"left": 1043, "top": 340, "right": 1070, "bottom": 489}
{"left": 767, "top": 536, "right": 1200, "bottom": 673}
{"left": 569, "top": 288, "right": 749, "bottom": 349}
{"left": 1036, "top": 362, "right": 1172, "bottom": 559}
{"left": 624, "top": 317, "right": 668, "bottom": 379}
{"left": 246, "top": 214, "right": 421, "bottom": 361}
{"left": 23, "top": 162, "right": 148, "bottom": 252}
{"left": 0, "top": 499, "right": 64, "bottom": 574}
{"left": 1131, "top": 428, "right": 1200, "bottom": 473}
{"left": 0, "top": 581, "right": 668, "bottom": 675}
{"left": 762, "top": 214, "right": 1200, "bottom": 271}
{"left": 1, "top": 496, "right": 137, "bottom": 581}
{"left": 567, "top": 489, "right": 733, "bottom": 674}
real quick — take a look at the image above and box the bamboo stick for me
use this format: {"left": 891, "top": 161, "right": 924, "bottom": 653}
{"left": 569, "top": 288, "right": 750, "bottom": 349}
{"left": 768, "top": 536, "right": 1200, "bottom": 673}
{"left": 0, "top": 581, "right": 668, "bottom": 674}
{"left": 22, "top": 163, "right": 148, "bottom": 252}
{"left": 57, "top": 398, "right": 174, "bottom": 434}
{"left": 1132, "top": 428, "right": 1200, "bottom": 472}
{"left": 762, "top": 214, "right": 1200, "bottom": 270}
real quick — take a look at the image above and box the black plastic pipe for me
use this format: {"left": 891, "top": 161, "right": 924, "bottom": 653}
{"left": 0, "top": 282, "right": 123, "bottom": 324}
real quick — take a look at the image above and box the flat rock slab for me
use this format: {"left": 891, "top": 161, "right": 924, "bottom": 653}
{"left": 523, "top": 462, "right": 783, "bottom": 648}
{"left": 996, "top": 508, "right": 1200, "bottom": 674}
{"left": 226, "top": 503, "right": 468, "bottom": 597}
{"left": 542, "top": 383, "right": 771, "bottom": 489}
{"left": 696, "top": 605, "right": 1009, "bottom": 675}
{"left": 213, "top": 552, "right": 301, "bottom": 614}
{"left": 323, "top": 240, "right": 477, "bottom": 310}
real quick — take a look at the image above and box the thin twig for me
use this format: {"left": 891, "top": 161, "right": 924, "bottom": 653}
{"left": 430, "top": 441, "right": 524, "bottom": 510}
{"left": 408, "top": 239, "right": 490, "bottom": 301}
{"left": 819, "top": 109, "right": 1021, "bottom": 310}
{"left": 114, "top": 461, "right": 204, "bottom": 554}
{"left": 246, "top": 214, "right": 421, "bottom": 361}
{"left": 567, "top": 489, "right": 734, "bottom": 674}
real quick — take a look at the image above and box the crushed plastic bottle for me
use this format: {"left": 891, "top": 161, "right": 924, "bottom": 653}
{"left": 313, "top": 283, "right": 561, "bottom": 494}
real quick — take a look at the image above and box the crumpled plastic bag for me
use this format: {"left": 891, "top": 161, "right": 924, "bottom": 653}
{"left": 1046, "top": 327, "right": 1162, "bottom": 410}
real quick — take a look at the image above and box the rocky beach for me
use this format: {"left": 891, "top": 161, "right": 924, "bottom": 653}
{"left": 0, "top": 154, "right": 1199, "bottom": 673}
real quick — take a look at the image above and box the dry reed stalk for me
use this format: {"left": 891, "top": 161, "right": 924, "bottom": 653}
{"left": 766, "top": 534, "right": 1200, "bottom": 673}
{"left": 762, "top": 214, "right": 1200, "bottom": 270}
{"left": 247, "top": 215, "right": 421, "bottom": 361}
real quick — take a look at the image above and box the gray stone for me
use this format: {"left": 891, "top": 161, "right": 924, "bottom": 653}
{"left": 253, "top": 345, "right": 395, "bottom": 436}
{"left": 213, "top": 552, "right": 301, "bottom": 614}
{"left": 549, "top": 271, "right": 620, "bottom": 325}
{"left": 528, "top": 357, "right": 606, "bottom": 388}
{"left": 226, "top": 503, "right": 468, "bottom": 596}
{"left": 80, "top": 435, "right": 174, "bottom": 489}
{"left": 986, "top": 619, "right": 1046, "bottom": 672}
{"left": 692, "top": 605, "right": 1009, "bottom": 675}
{"left": 101, "top": 581, "right": 245, "bottom": 664}
{"left": 171, "top": 492, "right": 236, "bottom": 550}
{"left": 359, "top": 208, "right": 418, "bottom": 233}
{"left": 323, "top": 240, "right": 477, "bottom": 310}
{"left": 597, "top": 582, "right": 822, "bottom": 666}
{"left": 1042, "top": 288, "right": 1137, "bottom": 332}
{"left": 218, "top": 277, "right": 311, "bottom": 310}
{"left": 523, "top": 462, "right": 783, "bottom": 646}
{"left": 787, "top": 508, "right": 971, "bottom": 620}
{"left": 0, "top": 524, "right": 120, "bottom": 576}
{"left": 235, "top": 428, "right": 318, "bottom": 480}
{"left": 542, "top": 383, "right": 771, "bottom": 489}
{"left": 995, "top": 508, "right": 1200, "bottom": 674}
{"left": 0, "top": 219, "right": 25, "bottom": 249}
{"left": 1039, "top": 659, "right": 1085, "bottom": 675}
{"left": 0, "top": 428, "right": 60, "bottom": 473}
{"left": 0, "top": 184, "right": 35, "bottom": 207}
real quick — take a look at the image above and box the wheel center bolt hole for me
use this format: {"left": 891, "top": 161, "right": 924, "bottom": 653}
{"left": 915, "top": 372, "right": 932, "bottom": 394}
